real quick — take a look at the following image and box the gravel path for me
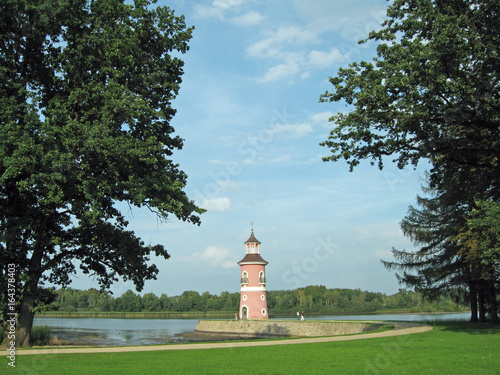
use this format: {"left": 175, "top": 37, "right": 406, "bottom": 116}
{"left": 15, "top": 321, "right": 432, "bottom": 356}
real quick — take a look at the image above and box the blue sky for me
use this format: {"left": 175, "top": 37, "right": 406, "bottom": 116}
{"left": 70, "top": 0, "right": 429, "bottom": 298}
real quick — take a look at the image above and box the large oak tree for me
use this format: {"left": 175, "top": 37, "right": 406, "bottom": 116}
{"left": 320, "top": 0, "right": 499, "bottom": 320}
{"left": 0, "top": 0, "right": 203, "bottom": 346}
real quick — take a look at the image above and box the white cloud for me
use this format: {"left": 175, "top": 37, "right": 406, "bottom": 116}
{"left": 217, "top": 180, "right": 245, "bottom": 192}
{"left": 291, "top": 155, "right": 324, "bottom": 165}
{"left": 247, "top": 26, "right": 317, "bottom": 59}
{"left": 248, "top": 24, "right": 349, "bottom": 82}
{"left": 242, "top": 0, "right": 387, "bottom": 82}
{"left": 194, "top": 0, "right": 260, "bottom": 24}
{"left": 182, "top": 246, "right": 240, "bottom": 269}
{"left": 271, "top": 122, "right": 314, "bottom": 138}
{"left": 308, "top": 48, "right": 345, "bottom": 68}
{"left": 259, "top": 60, "right": 301, "bottom": 83}
{"left": 242, "top": 158, "right": 257, "bottom": 165}
{"left": 264, "top": 112, "right": 329, "bottom": 139}
{"left": 293, "top": 0, "right": 387, "bottom": 35}
{"left": 213, "top": 0, "right": 245, "bottom": 10}
{"left": 269, "top": 155, "right": 292, "bottom": 164}
{"left": 201, "top": 197, "right": 231, "bottom": 212}
{"left": 310, "top": 111, "right": 335, "bottom": 124}
{"left": 209, "top": 159, "right": 228, "bottom": 165}
{"left": 300, "top": 71, "right": 311, "bottom": 80}
{"left": 193, "top": 4, "right": 222, "bottom": 19}
{"left": 256, "top": 46, "right": 347, "bottom": 82}
{"left": 230, "top": 11, "right": 264, "bottom": 26}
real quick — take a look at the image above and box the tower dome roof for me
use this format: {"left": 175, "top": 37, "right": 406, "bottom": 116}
{"left": 237, "top": 253, "right": 268, "bottom": 265}
{"left": 244, "top": 230, "right": 261, "bottom": 245}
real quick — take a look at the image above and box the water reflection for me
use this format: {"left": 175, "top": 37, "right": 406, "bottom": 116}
{"left": 33, "top": 318, "right": 199, "bottom": 346}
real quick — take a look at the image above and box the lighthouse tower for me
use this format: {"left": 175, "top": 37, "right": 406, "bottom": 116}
{"left": 238, "top": 229, "right": 269, "bottom": 319}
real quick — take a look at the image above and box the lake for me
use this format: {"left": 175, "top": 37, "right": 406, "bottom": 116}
{"left": 34, "top": 312, "right": 470, "bottom": 346}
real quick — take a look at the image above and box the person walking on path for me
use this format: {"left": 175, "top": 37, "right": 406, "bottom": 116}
{"left": 300, "top": 312, "right": 305, "bottom": 321}
{"left": 297, "top": 312, "right": 300, "bottom": 320}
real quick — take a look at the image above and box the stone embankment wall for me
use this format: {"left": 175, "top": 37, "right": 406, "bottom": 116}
{"left": 195, "top": 320, "right": 380, "bottom": 337}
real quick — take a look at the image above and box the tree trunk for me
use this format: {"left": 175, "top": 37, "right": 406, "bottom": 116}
{"left": 12, "top": 242, "right": 44, "bottom": 347}
{"left": 1, "top": 285, "right": 37, "bottom": 348}
{"left": 469, "top": 281, "right": 478, "bottom": 322}
{"left": 15, "top": 292, "right": 36, "bottom": 347}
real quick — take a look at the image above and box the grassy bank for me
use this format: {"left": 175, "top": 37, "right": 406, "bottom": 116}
{"left": 7, "top": 322, "right": 499, "bottom": 374}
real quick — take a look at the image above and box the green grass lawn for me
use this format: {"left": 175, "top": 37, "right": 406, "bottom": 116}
{"left": 5, "top": 322, "right": 500, "bottom": 374}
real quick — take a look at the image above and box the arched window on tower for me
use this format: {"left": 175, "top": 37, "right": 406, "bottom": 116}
{"left": 241, "top": 271, "right": 249, "bottom": 285}
{"left": 259, "top": 271, "right": 266, "bottom": 284}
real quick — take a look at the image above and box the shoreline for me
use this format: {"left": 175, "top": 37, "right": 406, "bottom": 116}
{"left": 13, "top": 321, "right": 433, "bottom": 355}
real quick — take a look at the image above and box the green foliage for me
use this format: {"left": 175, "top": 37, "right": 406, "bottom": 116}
{"left": 0, "top": 0, "right": 203, "bottom": 345}
{"left": 115, "top": 290, "right": 143, "bottom": 312}
{"left": 383, "top": 187, "right": 469, "bottom": 299}
{"left": 463, "top": 200, "right": 500, "bottom": 274}
{"left": 320, "top": 0, "right": 500, "bottom": 185}
{"left": 142, "top": 292, "right": 161, "bottom": 312}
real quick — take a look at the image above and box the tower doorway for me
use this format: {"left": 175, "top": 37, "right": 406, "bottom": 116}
{"left": 241, "top": 306, "right": 248, "bottom": 320}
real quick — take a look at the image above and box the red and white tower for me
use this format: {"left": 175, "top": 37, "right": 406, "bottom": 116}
{"left": 238, "top": 228, "right": 269, "bottom": 319}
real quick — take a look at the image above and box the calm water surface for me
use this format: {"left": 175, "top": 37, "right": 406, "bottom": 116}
{"left": 34, "top": 312, "right": 470, "bottom": 346}
{"left": 33, "top": 317, "right": 200, "bottom": 346}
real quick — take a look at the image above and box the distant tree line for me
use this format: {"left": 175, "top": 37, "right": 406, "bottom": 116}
{"left": 44, "top": 286, "right": 466, "bottom": 314}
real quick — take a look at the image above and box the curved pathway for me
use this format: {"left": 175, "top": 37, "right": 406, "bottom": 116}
{"left": 15, "top": 321, "right": 432, "bottom": 356}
